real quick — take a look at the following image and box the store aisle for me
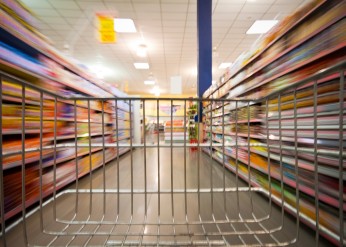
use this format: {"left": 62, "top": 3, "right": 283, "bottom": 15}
{"left": 3, "top": 148, "right": 329, "bottom": 246}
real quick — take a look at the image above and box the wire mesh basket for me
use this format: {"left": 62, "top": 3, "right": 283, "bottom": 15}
{"left": 0, "top": 62, "right": 345, "bottom": 246}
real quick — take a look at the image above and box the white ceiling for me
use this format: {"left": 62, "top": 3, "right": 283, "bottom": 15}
{"left": 20, "top": 0, "right": 310, "bottom": 96}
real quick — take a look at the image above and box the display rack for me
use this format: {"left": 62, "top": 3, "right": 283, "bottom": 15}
{"left": 164, "top": 119, "right": 188, "bottom": 143}
{"left": 0, "top": 1, "right": 132, "bottom": 221}
{"left": 202, "top": 0, "right": 345, "bottom": 245}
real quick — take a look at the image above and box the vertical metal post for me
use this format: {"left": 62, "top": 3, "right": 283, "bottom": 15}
{"left": 0, "top": 76, "right": 5, "bottom": 246}
{"left": 235, "top": 101, "right": 240, "bottom": 216}
{"left": 39, "top": 92, "right": 44, "bottom": 231}
{"left": 170, "top": 99, "right": 175, "bottom": 237}
{"left": 293, "top": 89, "right": 300, "bottom": 241}
{"left": 265, "top": 98, "right": 272, "bottom": 214}
{"left": 21, "top": 83, "right": 28, "bottom": 244}
{"left": 53, "top": 97, "right": 58, "bottom": 220}
{"left": 313, "top": 80, "right": 319, "bottom": 245}
{"left": 156, "top": 99, "right": 160, "bottom": 244}
{"left": 87, "top": 100, "right": 92, "bottom": 215}
{"left": 129, "top": 100, "right": 134, "bottom": 216}
{"left": 222, "top": 101, "right": 226, "bottom": 215}
{"left": 183, "top": 99, "right": 187, "bottom": 217}
{"left": 101, "top": 101, "right": 106, "bottom": 216}
{"left": 115, "top": 100, "right": 120, "bottom": 217}
{"left": 143, "top": 100, "right": 147, "bottom": 216}
{"left": 278, "top": 94, "right": 285, "bottom": 229}
{"left": 74, "top": 100, "right": 79, "bottom": 215}
{"left": 247, "top": 102, "right": 254, "bottom": 213}
{"left": 338, "top": 69, "right": 345, "bottom": 246}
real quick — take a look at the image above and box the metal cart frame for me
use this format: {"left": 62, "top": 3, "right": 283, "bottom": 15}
{"left": 0, "top": 61, "right": 345, "bottom": 246}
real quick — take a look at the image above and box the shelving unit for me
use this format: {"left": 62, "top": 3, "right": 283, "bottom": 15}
{"left": 0, "top": 1, "right": 132, "bottom": 222}
{"left": 202, "top": 0, "right": 345, "bottom": 245}
{"left": 164, "top": 119, "right": 188, "bottom": 143}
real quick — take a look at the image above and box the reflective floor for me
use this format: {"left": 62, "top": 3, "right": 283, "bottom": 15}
{"left": 2, "top": 147, "right": 330, "bottom": 246}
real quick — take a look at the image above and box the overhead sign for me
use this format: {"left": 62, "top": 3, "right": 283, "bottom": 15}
{"left": 97, "top": 14, "right": 116, "bottom": 43}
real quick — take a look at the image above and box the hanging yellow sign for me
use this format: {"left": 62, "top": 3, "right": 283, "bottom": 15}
{"left": 97, "top": 14, "right": 116, "bottom": 43}
{"left": 99, "top": 31, "right": 116, "bottom": 43}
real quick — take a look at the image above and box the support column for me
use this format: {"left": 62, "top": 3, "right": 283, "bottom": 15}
{"left": 197, "top": 0, "right": 212, "bottom": 122}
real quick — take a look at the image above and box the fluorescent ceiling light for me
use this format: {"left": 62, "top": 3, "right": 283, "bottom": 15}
{"left": 89, "top": 65, "right": 112, "bottom": 79}
{"left": 114, "top": 18, "right": 137, "bottom": 33}
{"left": 134, "top": 63, "right": 149, "bottom": 69}
{"left": 144, "top": 80, "right": 155, "bottom": 85}
{"left": 246, "top": 20, "right": 278, "bottom": 34}
{"left": 136, "top": 44, "right": 147, "bottom": 57}
{"left": 218, "top": 63, "right": 232, "bottom": 69}
{"left": 151, "top": 86, "right": 160, "bottom": 96}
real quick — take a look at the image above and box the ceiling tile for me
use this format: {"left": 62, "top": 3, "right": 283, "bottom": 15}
{"left": 163, "top": 26, "right": 185, "bottom": 33}
{"left": 212, "top": 13, "right": 237, "bottom": 21}
{"left": 163, "top": 20, "right": 185, "bottom": 28}
{"left": 188, "top": 3, "right": 197, "bottom": 13}
{"left": 232, "top": 20, "right": 253, "bottom": 28}
{"left": 213, "top": 4, "right": 244, "bottom": 13}
{"left": 21, "top": 0, "right": 52, "bottom": 8}
{"left": 236, "top": 12, "right": 263, "bottom": 21}
{"left": 42, "top": 16, "right": 69, "bottom": 25}
{"left": 76, "top": 1, "right": 108, "bottom": 11}
{"left": 137, "top": 12, "right": 161, "bottom": 20}
{"left": 31, "top": 8, "right": 60, "bottom": 17}
{"left": 243, "top": 4, "right": 271, "bottom": 13}
{"left": 161, "top": 3, "right": 188, "bottom": 12}
{"left": 58, "top": 9, "right": 87, "bottom": 18}
{"left": 134, "top": 3, "right": 160, "bottom": 12}
{"left": 267, "top": 4, "right": 300, "bottom": 13}
{"left": 162, "top": 12, "right": 187, "bottom": 21}
{"left": 49, "top": 0, "right": 81, "bottom": 10}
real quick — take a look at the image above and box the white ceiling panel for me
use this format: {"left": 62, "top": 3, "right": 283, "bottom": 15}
{"left": 21, "top": 0, "right": 52, "bottom": 8}
{"left": 213, "top": 4, "right": 244, "bottom": 13}
{"left": 188, "top": 3, "right": 197, "bottom": 13}
{"left": 76, "top": 1, "right": 107, "bottom": 10}
{"left": 242, "top": 4, "right": 271, "bottom": 13}
{"left": 236, "top": 12, "right": 264, "bottom": 21}
{"left": 49, "top": 0, "right": 80, "bottom": 10}
{"left": 161, "top": 3, "right": 188, "bottom": 12}
{"left": 104, "top": 3, "right": 134, "bottom": 12}
{"left": 267, "top": 4, "right": 300, "bottom": 13}
{"left": 33, "top": 8, "right": 60, "bottom": 17}
{"left": 162, "top": 12, "right": 187, "bottom": 20}
{"left": 134, "top": 3, "right": 161, "bottom": 12}
{"left": 215, "top": 0, "right": 246, "bottom": 4}
{"left": 212, "top": 13, "right": 237, "bottom": 21}
{"left": 58, "top": 9, "right": 87, "bottom": 18}
{"left": 163, "top": 20, "right": 186, "bottom": 27}
{"left": 20, "top": 0, "right": 312, "bottom": 96}
{"left": 137, "top": 12, "right": 162, "bottom": 20}
{"left": 40, "top": 16, "right": 68, "bottom": 24}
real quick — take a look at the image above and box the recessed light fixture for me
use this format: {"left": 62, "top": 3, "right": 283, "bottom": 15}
{"left": 89, "top": 64, "right": 112, "bottom": 79}
{"left": 136, "top": 44, "right": 147, "bottom": 57}
{"left": 246, "top": 20, "right": 278, "bottom": 34}
{"left": 134, "top": 63, "right": 149, "bottom": 69}
{"left": 114, "top": 18, "right": 137, "bottom": 33}
{"left": 144, "top": 80, "right": 155, "bottom": 85}
{"left": 218, "top": 63, "right": 232, "bottom": 69}
{"left": 151, "top": 86, "right": 160, "bottom": 96}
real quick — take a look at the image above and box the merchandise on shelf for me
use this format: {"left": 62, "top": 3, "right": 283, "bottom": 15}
{"left": 202, "top": 0, "right": 345, "bottom": 244}
{"left": 0, "top": 0, "right": 132, "bottom": 222}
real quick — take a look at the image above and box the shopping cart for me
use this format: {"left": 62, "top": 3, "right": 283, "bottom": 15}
{"left": 0, "top": 61, "right": 345, "bottom": 246}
